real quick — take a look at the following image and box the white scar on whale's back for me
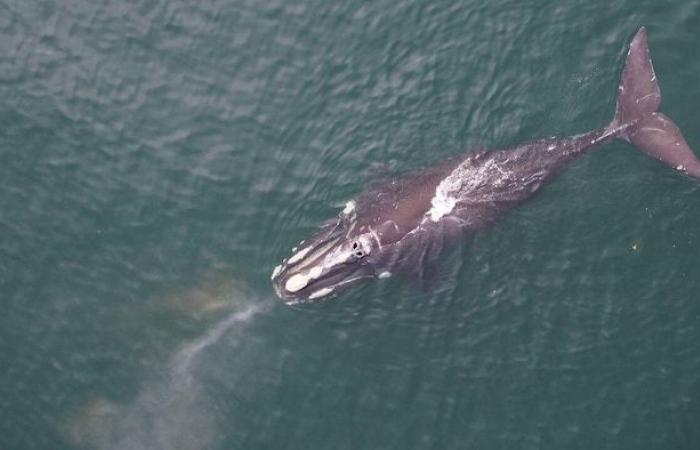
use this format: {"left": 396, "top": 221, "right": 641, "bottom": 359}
{"left": 427, "top": 157, "right": 512, "bottom": 222}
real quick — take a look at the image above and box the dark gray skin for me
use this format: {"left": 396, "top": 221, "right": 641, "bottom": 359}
{"left": 271, "top": 28, "right": 700, "bottom": 304}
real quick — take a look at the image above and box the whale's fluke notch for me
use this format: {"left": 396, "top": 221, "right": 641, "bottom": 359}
{"left": 613, "top": 27, "right": 700, "bottom": 178}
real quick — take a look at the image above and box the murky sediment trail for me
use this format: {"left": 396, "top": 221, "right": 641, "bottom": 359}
{"left": 66, "top": 300, "right": 270, "bottom": 450}
{"left": 173, "top": 302, "right": 267, "bottom": 380}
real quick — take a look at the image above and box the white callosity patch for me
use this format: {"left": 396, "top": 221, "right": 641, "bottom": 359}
{"left": 284, "top": 266, "right": 325, "bottom": 293}
{"left": 287, "top": 246, "right": 311, "bottom": 265}
{"left": 318, "top": 238, "right": 360, "bottom": 270}
{"left": 378, "top": 271, "right": 391, "bottom": 279}
{"left": 309, "top": 287, "right": 334, "bottom": 300}
{"left": 343, "top": 200, "right": 356, "bottom": 215}
{"left": 308, "top": 266, "right": 323, "bottom": 279}
{"left": 270, "top": 265, "right": 282, "bottom": 280}
{"left": 285, "top": 273, "right": 309, "bottom": 293}
{"left": 427, "top": 156, "right": 513, "bottom": 222}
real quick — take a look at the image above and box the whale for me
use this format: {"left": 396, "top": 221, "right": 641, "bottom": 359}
{"left": 271, "top": 27, "right": 700, "bottom": 304}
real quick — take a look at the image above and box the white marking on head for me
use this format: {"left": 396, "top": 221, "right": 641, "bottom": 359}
{"left": 309, "top": 287, "right": 334, "bottom": 299}
{"left": 285, "top": 273, "right": 309, "bottom": 292}
{"left": 378, "top": 271, "right": 391, "bottom": 279}
{"left": 271, "top": 265, "right": 282, "bottom": 280}
{"left": 368, "top": 227, "right": 381, "bottom": 247}
{"left": 284, "top": 298, "right": 303, "bottom": 306}
{"left": 308, "top": 266, "right": 323, "bottom": 279}
{"left": 343, "top": 200, "right": 356, "bottom": 215}
{"left": 359, "top": 234, "right": 374, "bottom": 255}
{"left": 287, "top": 246, "right": 311, "bottom": 265}
{"left": 676, "top": 164, "right": 685, "bottom": 171}
{"left": 547, "top": 144, "right": 555, "bottom": 151}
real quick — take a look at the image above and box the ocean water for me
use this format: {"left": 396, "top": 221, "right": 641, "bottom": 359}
{"left": 1, "top": 1, "right": 699, "bottom": 449}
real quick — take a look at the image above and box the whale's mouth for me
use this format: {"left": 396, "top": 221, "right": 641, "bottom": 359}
{"left": 273, "top": 263, "right": 375, "bottom": 304}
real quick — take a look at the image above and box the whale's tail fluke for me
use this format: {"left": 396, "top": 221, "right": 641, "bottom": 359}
{"left": 612, "top": 27, "right": 700, "bottom": 179}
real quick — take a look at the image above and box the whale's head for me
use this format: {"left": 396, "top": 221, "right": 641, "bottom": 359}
{"left": 271, "top": 201, "right": 383, "bottom": 304}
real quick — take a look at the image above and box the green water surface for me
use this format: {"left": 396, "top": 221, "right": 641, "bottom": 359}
{"left": 1, "top": 1, "right": 699, "bottom": 449}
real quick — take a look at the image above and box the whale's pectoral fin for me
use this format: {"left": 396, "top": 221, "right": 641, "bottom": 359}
{"left": 397, "top": 220, "right": 471, "bottom": 292}
{"left": 612, "top": 27, "right": 700, "bottom": 179}
{"left": 402, "top": 248, "right": 460, "bottom": 293}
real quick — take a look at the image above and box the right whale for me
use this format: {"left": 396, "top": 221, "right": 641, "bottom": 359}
{"left": 272, "top": 27, "right": 700, "bottom": 303}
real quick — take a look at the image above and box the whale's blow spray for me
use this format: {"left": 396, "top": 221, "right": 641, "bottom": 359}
{"left": 65, "top": 294, "right": 270, "bottom": 450}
